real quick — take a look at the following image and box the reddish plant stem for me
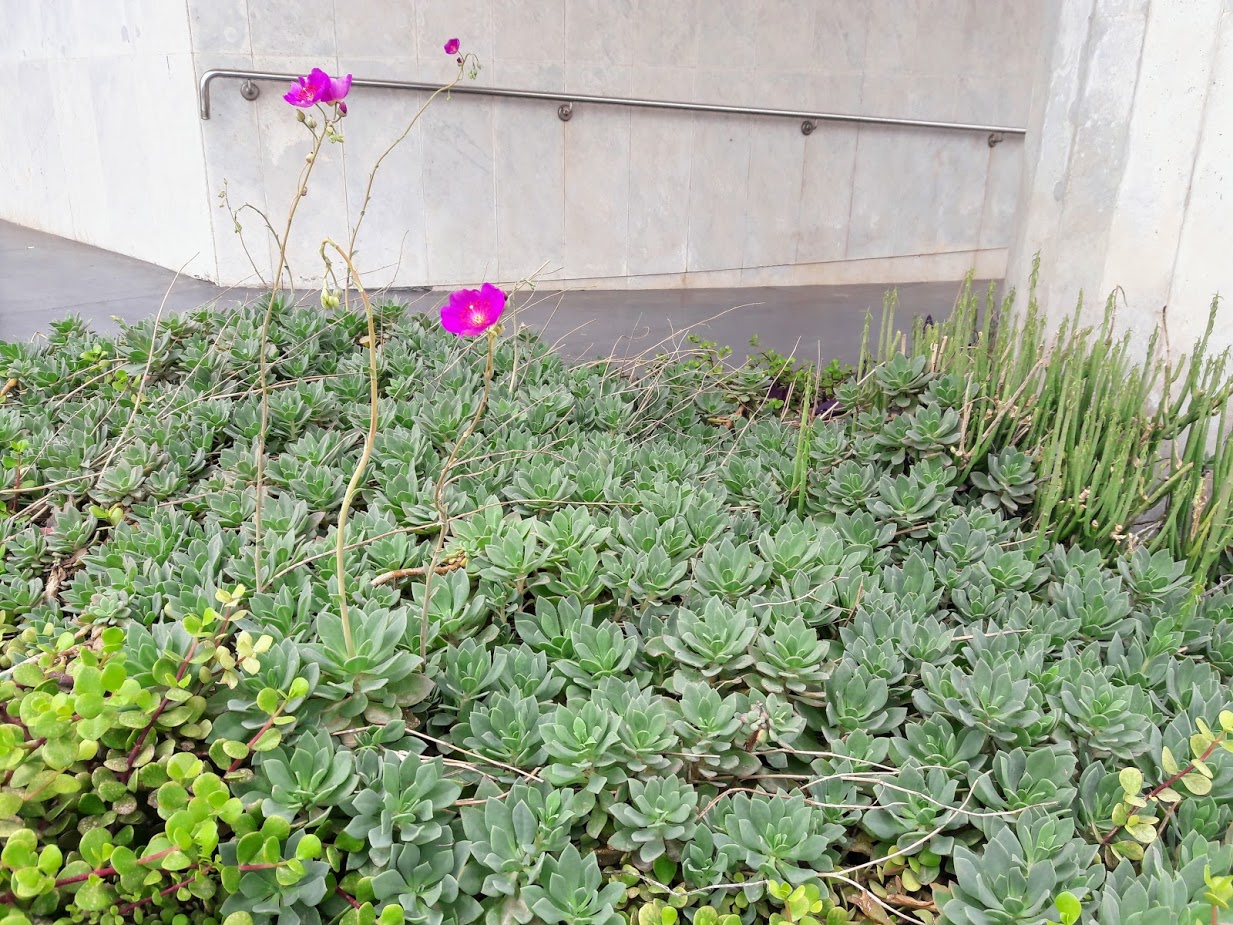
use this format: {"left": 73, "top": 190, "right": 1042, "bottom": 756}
{"left": 1150, "top": 739, "right": 1221, "bottom": 799}
{"left": 3, "top": 702, "right": 31, "bottom": 735}
{"left": 213, "top": 608, "right": 239, "bottom": 645}
{"left": 10, "top": 461, "right": 22, "bottom": 513}
{"left": 0, "top": 848, "right": 175, "bottom": 905}
{"left": 116, "top": 876, "right": 197, "bottom": 916}
{"left": 3, "top": 857, "right": 299, "bottom": 909}
{"left": 121, "top": 643, "right": 199, "bottom": 781}
{"left": 226, "top": 706, "right": 284, "bottom": 774}
{"left": 20, "top": 772, "right": 62, "bottom": 804}
{"left": 336, "top": 887, "right": 362, "bottom": 909}
{"left": 1101, "top": 734, "right": 1224, "bottom": 848}
{"left": 122, "top": 603, "right": 237, "bottom": 782}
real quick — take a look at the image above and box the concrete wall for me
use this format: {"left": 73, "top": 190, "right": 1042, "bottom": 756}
{"left": 0, "top": 2, "right": 215, "bottom": 280}
{"left": 191, "top": 0, "right": 1041, "bottom": 290}
{"left": 1008, "top": 0, "right": 1233, "bottom": 359}
{"left": 0, "top": 1, "right": 1043, "bottom": 291}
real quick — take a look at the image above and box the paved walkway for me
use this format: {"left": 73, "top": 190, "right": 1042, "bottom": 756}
{"left": 1, "top": 221, "right": 977, "bottom": 365}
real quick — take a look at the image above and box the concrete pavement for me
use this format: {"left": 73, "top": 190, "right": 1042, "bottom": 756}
{"left": 0, "top": 220, "right": 976, "bottom": 366}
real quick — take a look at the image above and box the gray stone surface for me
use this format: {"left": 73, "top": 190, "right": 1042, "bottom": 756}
{"left": 0, "top": 220, "right": 974, "bottom": 365}
{"left": 0, "top": 220, "right": 249, "bottom": 342}
{"left": 0, "top": 0, "right": 1038, "bottom": 292}
{"left": 1008, "top": 0, "right": 1233, "bottom": 361}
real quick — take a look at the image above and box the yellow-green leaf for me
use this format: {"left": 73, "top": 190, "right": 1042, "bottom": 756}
{"left": 0, "top": 792, "right": 23, "bottom": 818}
{"left": 1162, "top": 746, "right": 1180, "bottom": 775}
{"left": 256, "top": 688, "right": 280, "bottom": 716}
{"left": 1183, "top": 773, "right": 1213, "bottom": 796}
{"left": 1126, "top": 821, "right": 1157, "bottom": 844}
{"left": 1113, "top": 840, "right": 1145, "bottom": 861}
{"left": 1054, "top": 891, "right": 1082, "bottom": 925}
{"left": 252, "top": 728, "right": 281, "bottom": 753}
{"left": 1192, "top": 733, "right": 1214, "bottom": 757}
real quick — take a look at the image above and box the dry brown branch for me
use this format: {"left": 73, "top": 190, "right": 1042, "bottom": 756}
{"left": 370, "top": 554, "right": 466, "bottom": 587}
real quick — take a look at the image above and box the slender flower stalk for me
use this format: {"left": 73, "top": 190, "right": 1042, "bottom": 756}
{"left": 420, "top": 328, "right": 498, "bottom": 660}
{"left": 324, "top": 242, "right": 381, "bottom": 660}
{"left": 252, "top": 124, "right": 329, "bottom": 594}
{"left": 253, "top": 67, "right": 351, "bottom": 594}
{"left": 343, "top": 48, "right": 476, "bottom": 285}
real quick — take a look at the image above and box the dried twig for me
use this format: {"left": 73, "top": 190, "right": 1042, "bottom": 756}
{"left": 371, "top": 555, "right": 466, "bottom": 587}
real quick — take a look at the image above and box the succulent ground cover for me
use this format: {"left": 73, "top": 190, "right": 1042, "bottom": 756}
{"left": 884, "top": 277, "right": 1233, "bottom": 583}
{"left": 1, "top": 299, "right": 1233, "bottom": 925}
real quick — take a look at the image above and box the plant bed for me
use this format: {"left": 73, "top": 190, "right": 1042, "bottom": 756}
{"left": 1, "top": 301, "right": 1233, "bottom": 925}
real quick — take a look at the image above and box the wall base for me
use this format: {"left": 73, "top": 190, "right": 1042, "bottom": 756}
{"left": 516, "top": 249, "right": 1007, "bottom": 292}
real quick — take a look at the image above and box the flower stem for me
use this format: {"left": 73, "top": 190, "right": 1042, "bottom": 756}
{"left": 253, "top": 118, "right": 330, "bottom": 595}
{"left": 419, "top": 330, "right": 496, "bottom": 661}
{"left": 344, "top": 58, "right": 471, "bottom": 274}
{"left": 322, "top": 242, "right": 380, "bottom": 660}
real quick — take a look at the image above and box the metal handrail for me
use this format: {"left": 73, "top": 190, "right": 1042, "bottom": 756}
{"left": 198, "top": 68, "right": 1026, "bottom": 145}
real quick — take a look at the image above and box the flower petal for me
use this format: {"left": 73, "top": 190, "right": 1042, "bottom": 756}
{"left": 307, "top": 68, "right": 333, "bottom": 95}
{"left": 477, "top": 283, "right": 507, "bottom": 326}
{"left": 440, "top": 302, "right": 483, "bottom": 337}
{"left": 444, "top": 37, "right": 461, "bottom": 55}
{"left": 448, "top": 288, "right": 479, "bottom": 311}
{"left": 284, "top": 75, "right": 313, "bottom": 107}
{"left": 439, "top": 285, "right": 505, "bottom": 337}
{"left": 328, "top": 73, "right": 353, "bottom": 102}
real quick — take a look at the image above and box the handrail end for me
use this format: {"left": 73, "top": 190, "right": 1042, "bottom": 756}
{"left": 198, "top": 69, "right": 224, "bottom": 121}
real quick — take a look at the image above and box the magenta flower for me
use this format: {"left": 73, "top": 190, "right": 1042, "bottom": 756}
{"left": 444, "top": 37, "right": 461, "bottom": 55}
{"left": 283, "top": 68, "right": 353, "bottom": 111}
{"left": 440, "top": 283, "right": 506, "bottom": 337}
{"left": 329, "top": 71, "right": 352, "bottom": 113}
